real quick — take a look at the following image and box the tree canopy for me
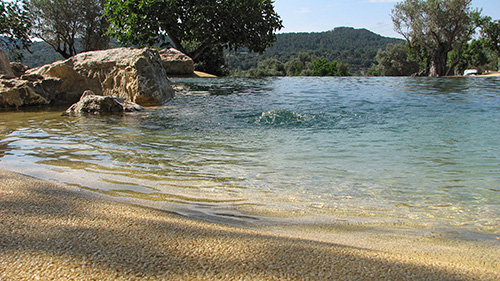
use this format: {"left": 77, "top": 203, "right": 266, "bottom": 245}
{"left": 369, "top": 43, "right": 419, "bottom": 76}
{"left": 0, "top": 0, "right": 32, "bottom": 59}
{"left": 105, "top": 0, "right": 283, "bottom": 61}
{"left": 228, "top": 27, "right": 403, "bottom": 74}
{"left": 28, "top": 0, "right": 110, "bottom": 59}
{"left": 478, "top": 16, "right": 500, "bottom": 71}
{"left": 392, "top": 0, "right": 479, "bottom": 76}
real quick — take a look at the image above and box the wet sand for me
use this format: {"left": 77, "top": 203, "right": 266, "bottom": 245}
{"left": 1, "top": 168, "right": 499, "bottom": 280}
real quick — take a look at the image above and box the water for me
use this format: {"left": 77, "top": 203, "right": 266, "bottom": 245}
{"left": 1, "top": 77, "right": 499, "bottom": 234}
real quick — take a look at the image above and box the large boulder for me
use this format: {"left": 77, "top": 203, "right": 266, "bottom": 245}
{"left": 28, "top": 47, "right": 175, "bottom": 106}
{"left": 65, "top": 90, "right": 144, "bottom": 114}
{"left": 0, "top": 49, "right": 15, "bottom": 78}
{"left": 1, "top": 47, "right": 176, "bottom": 109}
{"left": 159, "top": 48, "right": 195, "bottom": 75}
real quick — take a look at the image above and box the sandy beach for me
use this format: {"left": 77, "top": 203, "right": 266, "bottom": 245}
{"left": 0, "top": 168, "right": 499, "bottom": 280}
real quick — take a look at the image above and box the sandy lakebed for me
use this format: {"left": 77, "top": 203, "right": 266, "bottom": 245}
{"left": 0, "top": 168, "right": 499, "bottom": 280}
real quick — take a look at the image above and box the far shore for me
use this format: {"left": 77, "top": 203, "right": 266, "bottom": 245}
{"left": 479, "top": 71, "right": 500, "bottom": 77}
{"left": 1, "top": 167, "right": 499, "bottom": 280}
{"left": 170, "top": 70, "right": 218, "bottom": 78}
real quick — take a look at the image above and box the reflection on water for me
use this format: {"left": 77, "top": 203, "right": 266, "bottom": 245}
{"left": 1, "top": 77, "right": 499, "bottom": 234}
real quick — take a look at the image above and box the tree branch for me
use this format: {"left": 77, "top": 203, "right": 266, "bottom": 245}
{"left": 168, "top": 33, "right": 187, "bottom": 54}
{"left": 188, "top": 41, "right": 214, "bottom": 60}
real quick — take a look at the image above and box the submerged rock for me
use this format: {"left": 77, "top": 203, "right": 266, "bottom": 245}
{"left": 65, "top": 90, "right": 144, "bottom": 114}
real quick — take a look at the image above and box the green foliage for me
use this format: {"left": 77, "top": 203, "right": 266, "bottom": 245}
{"left": 449, "top": 40, "right": 490, "bottom": 74}
{"left": 311, "top": 59, "right": 349, "bottom": 76}
{"left": 28, "top": 0, "right": 110, "bottom": 59}
{"left": 284, "top": 52, "right": 315, "bottom": 76}
{"left": 227, "top": 27, "right": 403, "bottom": 74}
{"left": 372, "top": 43, "right": 419, "bottom": 76}
{"left": 407, "top": 44, "right": 431, "bottom": 76}
{"left": 234, "top": 54, "right": 351, "bottom": 77}
{"left": 0, "top": 0, "right": 32, "bottom": 59}
{"left": 477, "top": 16, "right": 500, "bottom": 71}
{"left": 392, "top": 0, "right": 480, "bottom": 76}
{"left": 13, "top": 40, "right": 63, "bottom": 66}
{"left": 235, "top": 58, "right": 286, "bottom": 77}
{"left": 105, "top": 0, "right": 283, "bottom": 62}
{"left": 194, "top": 45, "right": 229, "bottom": 77}
{"left": 80, "top": 0, "right": 110, "bottom": 52}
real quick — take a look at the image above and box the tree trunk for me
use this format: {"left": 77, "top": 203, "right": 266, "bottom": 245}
{"left": 429, "top": 48, "right": 448, "bottom": 77}
{"left": 168, "top": 34, "right": 187, "bottom": 56}
{"left": 188, "top": 42, "right": 213, "bottom": 61}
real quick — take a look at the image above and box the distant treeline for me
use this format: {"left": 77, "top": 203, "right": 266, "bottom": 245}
{"left": 10, "top": 38, "right": 120, "bottom": 68}
{"left": 13, "top": 27, "right": 402, "bottom": 76}
{"left": 226, "top": 27, "right": 404, "bottom": 76}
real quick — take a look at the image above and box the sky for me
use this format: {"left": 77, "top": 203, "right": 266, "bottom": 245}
{"left": 273, "top": 0, "right": 500, "bottom": 38}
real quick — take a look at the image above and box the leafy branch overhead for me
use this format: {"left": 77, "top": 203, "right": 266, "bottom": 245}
{"left": 105, "top": 0, "right": 283, "bottom": 60}
{"left": 0, "top": 0, "right": 32, "bottom": 60}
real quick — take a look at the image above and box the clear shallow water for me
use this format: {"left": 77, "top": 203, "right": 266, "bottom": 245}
{"left": 1, "top": 77, "right": 499, "bottom": 233}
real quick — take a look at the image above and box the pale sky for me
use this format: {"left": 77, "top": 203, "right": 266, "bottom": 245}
{"left": 273, "top": 0, "right": 500, "bottom": 38}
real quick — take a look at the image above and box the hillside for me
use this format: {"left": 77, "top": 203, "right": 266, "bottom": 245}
{"left": 12, "top": 27, "right": 403, "bottom": 73}
{"left": 228, "top": 27, "right": 404, "bottom": 73}
{"left": 16, "top": 41, "right": 65, "bottom": 68}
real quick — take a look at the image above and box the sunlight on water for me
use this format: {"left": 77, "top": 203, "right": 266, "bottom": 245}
{"left": 1, "top": 77, "right": 499, "bottom": 234}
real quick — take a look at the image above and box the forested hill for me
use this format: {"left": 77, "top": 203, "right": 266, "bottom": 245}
{"left": 228, "top": 27, "right": 404, "bottom": 73}
{"left": 12, "top": 27, "right": 403, "bottom": 74}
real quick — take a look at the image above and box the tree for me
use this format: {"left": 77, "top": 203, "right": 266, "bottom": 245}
{"left": 284, "top": 52, "right": 315, "bottom": 76}
{"left": 194, "top": 45, "right": 229, "bottom": 77}
{"left": 449, "top": 40, "right": 489, "bottom": 74}
{"left": 311, "top": 59, "right": 350, "bottom": 76}
{"left": 80, "top": 0, "right": 110, "bottom": 52}
{"left": 28, "top": 0, "right": 110, "bottom": 59}
{"left": 478, "top": 16, "right": 500, "bottom": 71}
{"left": 0, "top": 0, "right": 32, "bottom": 59}
{"left": 392, "top": 0, "right": 479, "bottom": 77}
{"left": 374, "top": 43, "right": 419, "bottom": 76}
{"left": 246, "top": 58, "right": 286, "bottom": 77}
{"left": 105, "top": 0, "right": 283, "bottom": 61}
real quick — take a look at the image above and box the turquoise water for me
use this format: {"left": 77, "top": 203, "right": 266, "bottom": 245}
{"left": 1, "top": 77, "right": 499, "bottom": 233}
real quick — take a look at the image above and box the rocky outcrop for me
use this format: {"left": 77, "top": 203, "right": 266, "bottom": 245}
{"left": 29, "top": 47, "right": 175, "bottom": 106}
{"left": 0, "top": 77, "right": 53, "bottom": 107}
{"left": 10, "top": 62, "right": 29, "bottom": 77}
{"left": 0, "top": 49, "right": 15, "bottom": 78}
{"left": 159, "top": 48, "right": 195, "bottom": 75}
{"left": 65, "top": 90, "right": 144, "bottom": 114}
{"left": 1, "top": 47, "right": 175, "bottom": 108}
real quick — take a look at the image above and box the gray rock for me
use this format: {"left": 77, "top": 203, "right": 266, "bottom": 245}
{"left": 10, "top": 62, "right": 29, "bottom": 77}
{"left": 0, "top": 78, "right": 51, "bottom": 108}
{"left": 1, "top": 47, "right": 176, "bottom": 108}
{"left": 65, "top": 90, "right": 144, "bottom": 114}
{"left": 29, "top": 47, "right": 175, "bottom": 106}
{"left": 159, "top": 48, "right": 195, "bottom": 75}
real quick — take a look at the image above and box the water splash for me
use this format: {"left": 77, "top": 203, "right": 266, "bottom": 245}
{"left": 256, "top": 109, "right": 316, "bottom": 126}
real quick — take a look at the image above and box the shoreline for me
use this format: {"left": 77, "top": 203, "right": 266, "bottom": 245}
{"left": 479, "top": 72, "right": 500, "bottom": 77}
{"left": 1, "top": 168, "right": 499, "bottom": 280}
